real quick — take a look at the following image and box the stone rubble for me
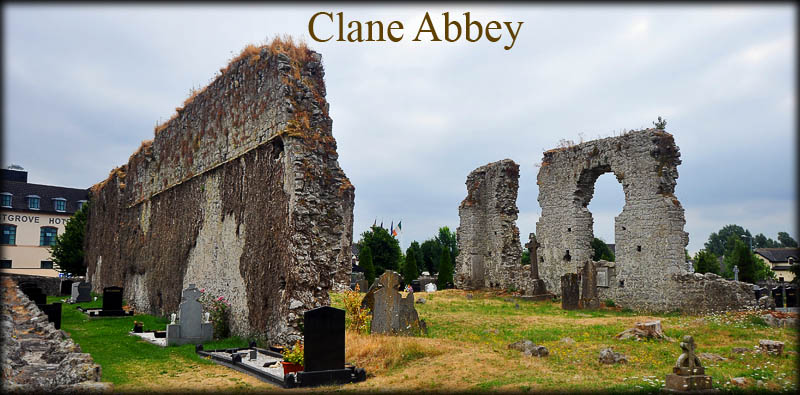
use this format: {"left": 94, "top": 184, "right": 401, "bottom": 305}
{"left": 1, "top": 277, "right": 111, "bottom": 393}
{"left": 758, "top": 339, "right": 784, "bottom": 356}
{"left": 598, "top": 348, "right": 628, "bottom": 364}
{"left": 507, "top": 340, "right": 549, "bottom": 357}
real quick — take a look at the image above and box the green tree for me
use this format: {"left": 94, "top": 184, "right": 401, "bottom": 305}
{"left": 722, "top": 238, "right": 774, "bottom": 283}
{"left": 437, "top": 247, "right": 453, "bottom": 289}
{"left": 777, "top": 232, "right": 798, "bottom": 247}
{"left": 436, "top": 226, "right": 458, "bottom": 271}
{"left": 420, "top": 239, "right": 441, "bottom": 274}
{"left": 50, "top": 201, "right": 89, "bottom": 276}
{"left": 358, "top": 226, "right": 401, "bottom": 275}
{"left": 521, "top": 248, "right": 530, "bottom": 265}
{"left": 754, "top": 233, "right": 781, "bottom": 248}
{"left": 693, "top": 250, "right": 719, "bottom": 275}
{"left": 790, "top": 263, "right": 800, "bottom": 285}
{"left": 358, "top": 245, "right": 376, "bottom": 286}
{"left": 406, "top": 241, "right": 423, "bottom": 276}
{"left": 705, "top": 224, "right": 751, "bottom": 257}
{"left": 402, "top": 248, "right": 419, "bottom": 286}
{"left": 590, "top": 238, "right": 615, "bottom": 261}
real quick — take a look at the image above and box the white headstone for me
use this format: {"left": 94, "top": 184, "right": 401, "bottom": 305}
{"left": 424, "top": 283, "right": 437, "bottom": 293}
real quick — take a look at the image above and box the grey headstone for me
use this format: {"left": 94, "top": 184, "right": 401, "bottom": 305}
{"left": 370, "top": 271, "right": 426, "bottom": 335}
{"left": 579, "top": 261, "right": 599, "bottom": 309}
{"left": 178, "top": 284, "right": 204, "bottom": 338}
{"left": 167, "top": 284, "right": 214, "bottom": 346}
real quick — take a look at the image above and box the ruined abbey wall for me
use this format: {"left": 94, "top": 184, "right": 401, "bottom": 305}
{"left": 455, "top": 159, "right": 522, "bottom": 290}
{"left": 85, "top": 43, "right": 354, "bottom": 343}
{"left": 535, "top": 129, "right": 754, "bottom": 312}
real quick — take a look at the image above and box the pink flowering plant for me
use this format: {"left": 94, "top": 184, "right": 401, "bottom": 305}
{"left": 198, "top": 288, "right": 231, "bottom": 339}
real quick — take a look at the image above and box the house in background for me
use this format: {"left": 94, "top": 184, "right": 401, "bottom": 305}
{"left": 1, "top": 167, "right": 89, "bottom": 277}
{"left": 754, "top": 248, "right": 799, "bottom": 282}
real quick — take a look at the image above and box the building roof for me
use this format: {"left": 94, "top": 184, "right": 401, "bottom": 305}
{"left": 754, "top": 248, "right": 799, "bottom": 263}
{"left": 0, "top": 180, "right": 89, "bottom": 215}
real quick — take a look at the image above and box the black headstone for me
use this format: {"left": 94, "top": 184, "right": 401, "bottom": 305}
{"left": 561, "top": 273, "right": 579, "bottom": 310}
{"left": 102, "top": 286, "right": 124, "bottom": 311}
{"left": 303, "top": 306, "right": 345, "bottom": 372}
{"left": 786, "top": 287, "right": 797, "bottom": 308}
{"left": 39, "top": 302, "right": 62, "bottom": 330}
{"left": 60, "top": 280, "right": 75, "bottom": 296}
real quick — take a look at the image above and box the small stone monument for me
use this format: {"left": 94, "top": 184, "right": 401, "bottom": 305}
{"left": 166, "top": 284, "right": 213, "bottom": 346}
{"left": 664, "top": 335, "right": 717, "bottom": 393}
{"left": 525, "top": 234, "right": 548, "bottom": 295}
{"left": 579, "top": 261, "right": 600, "bottom": 309}
{"left": 560, "top": 273, "right": 579, "bottom": 310}
{"left": 368, "top": 271, "right": 427, "bottom": 335}
{"left": 733, "top": 265, "right": 739, "bottom": 282}
{"left": 69, "top": 282, "right": 93, "bottom": 303}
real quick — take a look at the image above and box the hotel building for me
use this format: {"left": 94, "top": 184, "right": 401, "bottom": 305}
{"left": 1, "top": 168, "right": 89, "bottom": 277}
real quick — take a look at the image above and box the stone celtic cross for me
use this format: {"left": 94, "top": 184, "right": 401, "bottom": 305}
{"left": 674, "top": 335, "right": 704, "bottom": 376}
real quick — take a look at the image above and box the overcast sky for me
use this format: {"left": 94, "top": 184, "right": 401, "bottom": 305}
{"left": 3, "top": 4, "right": 796, "bottom": 255}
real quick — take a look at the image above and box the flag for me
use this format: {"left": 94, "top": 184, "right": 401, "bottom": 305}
{"left": 390, "top": 221, "right": 394, "bottom": 237}
{"left": 373, "top": 218, "right": 376, "bottom": 227}
{"left": 396, "top": 221, "right": 402, "bottom": 236}
{"left": 380, "top": 220, "right": 383, "bottom": 229}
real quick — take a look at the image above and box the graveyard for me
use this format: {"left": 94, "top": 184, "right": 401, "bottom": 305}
{"left": 14, "top": 283, "right": 793, "bottom": 393}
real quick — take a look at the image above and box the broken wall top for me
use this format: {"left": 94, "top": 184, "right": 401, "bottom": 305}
{"left": 92, "top": 40, "right": 351, "bottom": 207}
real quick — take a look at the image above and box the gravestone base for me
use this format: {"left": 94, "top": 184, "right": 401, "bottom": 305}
{"left": 664, "top": 374, "right": 718, "bottom": 393}
{"left": 77, "top": 307, "right": 134, "bottom": 317}
{"left": 166, "top": 322, "right": 214, "bottom": 346}
{"left": 287, "top": 366, "right": 367, "bottom": 388}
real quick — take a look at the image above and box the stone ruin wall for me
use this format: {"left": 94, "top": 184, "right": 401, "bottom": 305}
{"left": 455, "top": 159, "right": 523, "bottom": 290}
{"left": 535, "top": 129, "right": 754, "bottom": 312}
{"left": 84, "top": 43, "right": 355, "bottom": 343}
{"left": 454, "top": 130, "right": 756, "bottom": 312}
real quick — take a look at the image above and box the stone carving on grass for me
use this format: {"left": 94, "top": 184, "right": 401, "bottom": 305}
{"left": 366, "top": 271, "right": 427, "bottom": 336}
{"left": 68, "top": 282, "right": 92, "bottom": 303}
{"left": 758, "top": 340, "right": 784, "bottom": 356}
{"left": 508, "top": 340, "right": 549, "bottom": 357}
{"left": 598, "top": 348, "right": 628, "bottom": 364}
{"left": 616, "top": 320, "right": 672, "bottom": 341}
{"left": 561, "top": 273, "right": 579, "bottom": 310}
{"left": 664, "top": 335, "right": 716, "bottom": 392}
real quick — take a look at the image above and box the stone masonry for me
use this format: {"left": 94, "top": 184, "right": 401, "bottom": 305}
{"left": 535, "top": 129, "right": 754, "bottom": 312}
{"left": 455, "top": 159, "right": 522, "bottom": 290}
{"left": 455, "top": 129, "right": 756, "bottom": 313}
{"left": 85, "top": 40, "right": 355, "bottom": 344}
{"left": 1, "top": 277, "right": 110, "bottom": 393}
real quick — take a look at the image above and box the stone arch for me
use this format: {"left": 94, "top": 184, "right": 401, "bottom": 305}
{"left": 535, "top": 129, "right": 689, "bottom": 311}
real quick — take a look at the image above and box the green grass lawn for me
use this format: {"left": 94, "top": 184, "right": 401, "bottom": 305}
{"left": 43, "top": 289, "right": 798, "bottom": 393}
{"left": 330, "top": 289, "right": 799, "bottom": 393}
{"left": 48, "top": 294, "right": 258, "bottom": 391}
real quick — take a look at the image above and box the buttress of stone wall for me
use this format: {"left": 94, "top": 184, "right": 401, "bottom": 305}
{"left": 455, "top": 159, "right": 522, "bottom": 290}
{"left": 85, "top": 42, "right": 355, "bottom": 343}
{"left": 535, "top": 129, "right": 689, "bottom": 312}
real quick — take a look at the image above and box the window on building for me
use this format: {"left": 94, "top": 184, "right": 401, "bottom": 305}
{"left": 27, "top": 195, "right": 40, "bottom": 210}
{"left": 1, "top": 225, "right": 16, "bottom": 245}
{"left": 0, "top": 260, "right": 11, "bottom": 269}
{"left": 1, "top": 193, "right": 11, "bottom": 208}
{"left": 40, "top": 260, "right": 54, "bottom": 269}
{"left": 77, "top": 200, "right": 88, "bottom": 210}
{"left": 40, "top": 227, "right": 58, "bottom": 246}
{"left": 53, "top": 198, "right": 66, "bottom": 212}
